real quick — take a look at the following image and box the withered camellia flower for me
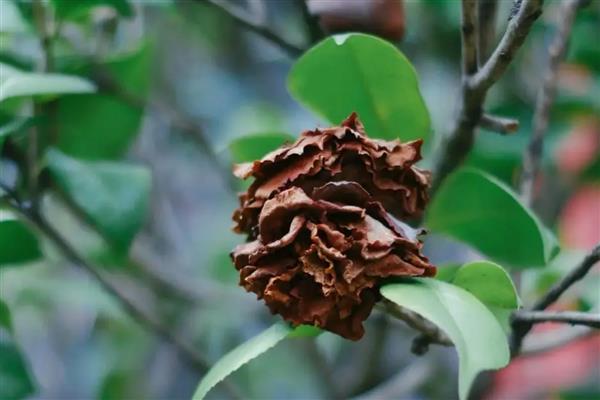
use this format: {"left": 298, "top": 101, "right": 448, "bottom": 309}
{"left": 231, "top": 113, "right": 435, "bottom": 340}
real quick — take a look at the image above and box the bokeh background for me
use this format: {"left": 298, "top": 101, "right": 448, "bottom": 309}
{"left": 1, "top": 0, "right": 599, "bottom": 399}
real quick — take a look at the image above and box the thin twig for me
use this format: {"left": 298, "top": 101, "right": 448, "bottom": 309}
{"left": 90, "top": 65, "right": 238, "bottom": 192}
{"left": 477, "top": 0, "right": 499, "bottom": 65}
{"left": 30, "top": 0, "right": 51, "bottom": 209}
{"left": 431, "top": 0, "right": 544, "bottom": 193}
{"left": 461, "top": 0, "right": 479, "bottom": 75}
{"left": 5, "top": 197, "right": 241, "bottom": 398}
{"left": 479, "top": 114, "right": 520, "bottom": 134}
{"left": 0, "top": 181, "right": 21, "bottom": 204}
{"left": 533, "top": 244, "right": 600, "bottom": 312}
{"left": 513, "top": 310, "right": 600, "bottom": 328}
{"left": 471, "top": 0, "right": 544, "bottom": 91}
{"left": 519, "top": 0, "right": 582, "bottom": 204}
{"left": 295, "top": 0, "right": 324, "bottom": 44}
{"left": 378, "top": 300, "right": 452, "bottom": 349}
{"left": 199, "top": 0, "right": 304, "bottom": 57}
{"left": 27, "top": 213, "right": 212, "bottom": 370}
{"left": 511, "top": 243, "right": 600, "bottom": 354}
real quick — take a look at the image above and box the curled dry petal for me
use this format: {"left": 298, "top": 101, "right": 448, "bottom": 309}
{"left": 233, "top": 113, "right": 430, "bottom": 236}
{"left": 231, "top": 114, "right": 435, "bottom": 340}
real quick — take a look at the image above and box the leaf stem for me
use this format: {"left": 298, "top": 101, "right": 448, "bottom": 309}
{"left": 513, "top": 310, "right": 600, "bottom": 328}
{"left": 198, "top": 0, "right": 305, "bottom": 57}
{"left": 510, "top": 243, "right": 600, "bottom": 354}
{"left": 519, "top": 0, "right": 583, "bottom": 205}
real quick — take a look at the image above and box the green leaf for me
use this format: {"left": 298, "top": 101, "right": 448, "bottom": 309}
{"left": 0, "top": 342, "right": 35, "bottom": 400}
{"left": 193, "top": 322, "right": 296, "bottom": 400}
{"left": 568, "top": 12, "right": 600, "bottom": 73}
{"left": 52, "top": 0, "right": 133, "bottom": 19}
{"left": 46, "top": 149, "right": 151, "bottom": 253}
{"left": 288, "top": 33, "right": 431, "bottom": 142}
{"left": 451, "top": 261, "right": 519, "bottom": 331}
{"left": 287, "top": 324, "right": 323, "bottom": 338}
{"left": 425, "top": 168, "right": 559, "bottom": 268}
{"left": 97, "top": 369, "right": 142, "bottom": 400}
{"left": 0, "top": 303, "right": 35, "bottom": 400}
{"left": 434, "top": 263, "right": 461, "bottom": 282}
{"left": 56, "top": 45, "right": 152, "bottom": 160}
{"left": 228, "top": 132, "right": 295, "bottom": 163}
{"left": 381, "top": 280, "right": 510, "bottom": 400}
{"left": 0, "top": 69, "right": 96, "bottom": 103}
{"left": 581, "top": 155, "right": 600, "bottom": 182}
{"left": 0, "top": 299, "right": 12, "bottom": 332}
{"left": 0, "top": 210, "right": 42, "bottom": 267}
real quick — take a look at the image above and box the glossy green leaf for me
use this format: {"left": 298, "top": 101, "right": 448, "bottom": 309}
{"left": 381, "top": 280, "right": 510, "bottom": 400}
{"left": 193, "top": 322, "right": 292, "bottom": 399}
{"left": 434, "top": 264, "right": 461, "bottom": 282}
{"left": 288, "top": 33, "right": 431, "bottom": 142}
{"left": 0, "top": 70, "right": 96, "bottom": 103}
{"left": 228, "top": 132, "right": 295, "bottom": 163}
{"left": 426, "top": 168, "right": 559, "bottom": 268}
{"left": 192, "top": 322, "right": 321, "bottom": 399}
{"left": 451, "top": 261, "right": 519, "bottom": 331}
{"left": 52, "top": 0, "right": 133, "bottom": 19}
{"left": 46, "top": 149, "right": 151, "bottom": 253}
{"left": 0, "top": 303, "right": 35, "bottom": 400}
{"left": 57, "top": 44, "right": 152, "bottom": 160}
{"left": 452, "top": 261, "right": 519, "bottom": 309}
{"left": 0, "top": 211, "right": 42, "bottom": 267}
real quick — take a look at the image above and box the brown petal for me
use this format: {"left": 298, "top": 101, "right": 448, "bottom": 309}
{"left": 230, "top": 112, "right": 436, "bottom": 341}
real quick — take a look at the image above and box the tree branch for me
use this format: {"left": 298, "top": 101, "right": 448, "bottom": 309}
{"left": 533, "top": 244, "right": 600, "bottom": 311}
{"left": 295, "top": 0, "right": 324, "bottom": 44}
{"left": 479, "top": 114, "right": 520, "bottom": 134}
{"left": 378, "top": 299, "right": 452, "bottom": 351}
{"left": 477, "top": 0, "right": 499, "bottom": 65}
{"left": 471, "top": 0, "right": 544, "bottom": 91}
{"left": 513, "top": 310, "right": 600, "bottom": 328}
{"left": 511, "top": 243, "right": 600, "bottom": 354}
{"left": 431, "top": 0, "right": 544, "bottom": 193}
{"left": 461, "top": 0, "right": 479, "bottom": 75}
{"left": 199, "top": 0, "right": 304, "bottom": 57}
{"left": 381, "top": 244, "right": 599, "bottom": 356}
{"left": 90, "top": 65, "right": 238, "bottom": 193}
{"left": 27, "top": 215, "right": 210, "bottom": 371}
{"left": 519, "top": 0, "right": 582, "bottom": 204}
{"left": 5, "top": 196, "right": 241, "bottom": 398}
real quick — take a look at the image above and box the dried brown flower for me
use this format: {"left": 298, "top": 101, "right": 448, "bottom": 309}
{"left": 231, "top": 113, "right": 435, "bottom": 340}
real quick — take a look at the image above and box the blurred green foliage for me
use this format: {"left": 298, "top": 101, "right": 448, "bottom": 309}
{"left": 0, "top": 0, "right": 598, "bottom": 399}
